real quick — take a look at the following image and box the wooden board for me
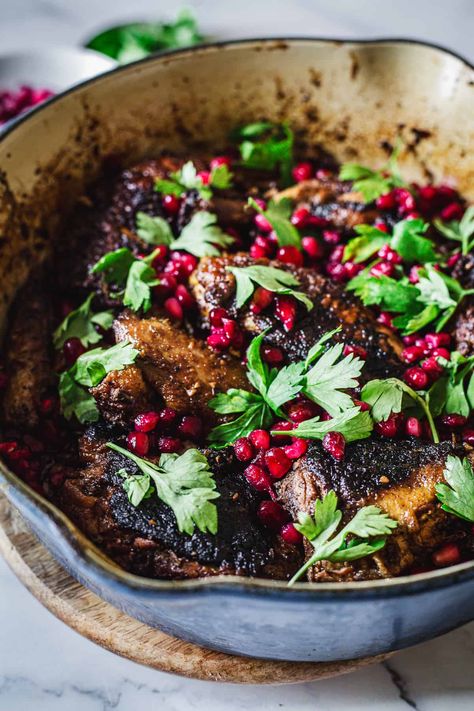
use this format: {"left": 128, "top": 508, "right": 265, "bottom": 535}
{"left": 0, "top": 494, "right": 390, "bottom": 684}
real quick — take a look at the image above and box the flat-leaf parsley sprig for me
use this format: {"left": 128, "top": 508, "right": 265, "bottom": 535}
{"left": 226, "top": 264, "right": 313, "bottom": 310}
{"left": 435, "top": 455, "right": 474, "bottom": 523}
{"left": 248, "top": 197, "right": 301, "bottom": 249}
{"left": 107, "top": 443, "right": 220, "bottom": 535}
{"left": 288, "top": 490, "right": 397, "bottom": 585}
{"left": 154, "top": 160, "right": 233, "bottom": 201}
{"left": 435, "top": 206, "right": 474, "bottom": 256}
{"left": 53, "top": 293, "right": 114, "bottom": 350}
{"left": 339, "top": 142, "right": 406, "bottom": 203}
{"left": 343, "top": 218, "right": 437, "bottom": 265}
{"left": 231, "top": 121, "right": 293, "bottom": 184}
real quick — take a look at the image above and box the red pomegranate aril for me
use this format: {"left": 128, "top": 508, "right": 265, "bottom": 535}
{"left": 300, "top": 235, "right": 323, "bottom": 259}
{"left": 284, "top": 438, "right": 308, "bottom": 460}
{"left": 375, "top": 192, "right": 396, "bottom": 210}
{"left": 127, "top": 431, "right": 149, "bottom": 456}
{"left": 447, "top": 252, "right": 461, "bottom": 269}
{"left": 291, "top": 207, "right": 310, "bottom": 228}
{"left": 329, "top": 244, "right": 345, "bottom": 263}
{"left": 244, "top": 464, "right": 272, "bottom": 492}
{"left": 250, "top": 287, "right": 274, "bottom": 314}
{"left": 441, "top": 414, "right": 467, "bottom": 429}
{"left": 432, "top": 543, "right": 461, "bottom": 567}
{"left": 377, "top": 311, "right": 393, "bottom": 328}
{"left": 370, "top": 261, "right": 394, "bottom": 278}
{"left": 353, "top": 399, "right": 371, "bottom": 412}
{"left": 375, "top": 413, "right": 405, "bottom": 438}
{"left": 250, "top": 240, "right": 272, "bottom": 260}
{"left": 403, "top": 335, "right": 417, "bottom": 346}
{"left": 210, "top": 155, "right": 232, "bottom": 170}
{"left": 197, "top": 170, "right": 210, "bottom": 185}
{"left": 155, "top": 273, "right": 177, "bottom": 298}
{"left": 462, "top": 428, "right": 474, "bottom": 445}
{"left": 275, "top": 295, "right": 297, "bottom": 331}
{"left": 151, "top": 244, "right": 168, "bottom": 267}
{"left": 405, "top": 416, "right": 423, "bottom": 438}
{"left": 409, "top": 265, "right": 422, "bottom": 284}
{"left": 276, "top": 245, "right": 303, "bottom": 267}
{"left": 162, "top": 194, "right": 181, "bottom": 215}
{"left": 158, "top": 436, "right": 182, "bottom": 453}
{"left": 431, "top": 347, "right": 451, "bottom": 360}
{"left": 178, "top": 252, "right": 198, "bottom": 276}
{"left": 316, "top": 168, "right": 331, "bottom": 180}
{"left": 207, "top": 331, "right": 231, "bottom": 350}
{"left": 344, "top": 261, "right": 363, "bottom": 279}
{"left": 247, "top": 429, "right": 270, "bottom": 451}
{"left": 40, "top": 397, "right": 56, "bottom": 415}
{"left": 425, "top": 332, "right": 451, "bottom": 349}
{"left": 280, "top": 522, "right": 303, "bottom": 546}
{"left": 287, "top": 400, "right": 318, "bottom": 423}
{"left": 134, "top": 411, "right": 160, "bottom": 433}
{"left": 63, "top": 337, "right": 86, "bottom": 366}
{"left": 264, "top": 447, "right": 292, "bottom": 479}
{"left": 404, "top": 367, "right": 429, "bottom": 390}
{"left": 401, "top": 345, "right": 425, "bottom": 364}
{"left": 395, "top": 188, "right": 416, "bottom": 214}
{"left": 377, "top": 244, "right": 402, "bottom": 264}
{"left": 326, "top": 262, "right": 347, "bottom": 283}
{"left": 164, "top": 297, "right": 183, "bottom": 321}
{"left": 179, "top": 415, "right": 203, "bottom": 439}
{"left": 159, "top": 407, "right": 177, "bottom": 426}
{"left": 271, "top": 420, "right": 294, "bottom": 444}
{"left": 323, "top": 229, "right": 341, "bottom": 245}
{"left": 262, "top": 345, "right": 284, "bottom": 365}
{"left": 254, "top": 212, "right": 273, "bottom": 232}
{"left": 421, "top": 356, "right": 444, "bottom": 377}
{"left": 258, "top": 500, "right": 289, "bottom": 530}
{"left": 322, "top": 431, "right": 346, "bottom": 460}
{"left": 234, "top": 437, "right": 255, "bottom": 462}
{"left": 209, "top": 307, "right": 228, "bottom": 327}
{"left": 343, "top": 344, "right": 368, "bottom": 360}
{"left": 292, "top": 161, "right": 312, "bottom": 182}
{"left": 440, "top": 202, "right": 464, "bottom": 222}
{"left": 175, "top": 284, "right": 195, "bottom": 310}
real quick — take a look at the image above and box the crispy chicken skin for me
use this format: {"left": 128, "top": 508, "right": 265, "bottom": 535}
{"left": 191, "top": 254, "right": 403, "bottom": 379}
{"left": 91, "top": 311, "right": 248, "bottom": 428}
{"left": 277, "top": 439, "right": 470, "bottom": 581}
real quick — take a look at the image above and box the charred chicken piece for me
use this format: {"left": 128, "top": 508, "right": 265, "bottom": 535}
{"left": 54, "top": 427, "right": 301, "bottom": 580}
{"left": 277, "top": 439, "right": 470, "bottom": 582}
{"left": 191, "top": 254, "right": 403, "bottom": 379}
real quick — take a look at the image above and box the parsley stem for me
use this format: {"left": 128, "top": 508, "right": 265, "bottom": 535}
{"left": 402, "top": 384, "right": 439, "bottom": 444}
{"left": 288, "top": 552, "right": 321, "bottom": 586}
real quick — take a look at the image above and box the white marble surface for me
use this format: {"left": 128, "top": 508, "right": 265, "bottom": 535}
{"left": 1, "top": 1, "right": 474, "bottom": 709}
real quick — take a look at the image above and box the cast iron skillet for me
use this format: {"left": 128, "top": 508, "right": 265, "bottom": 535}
{"left": 0, "top": 38, "right": 473, "bottom": 662}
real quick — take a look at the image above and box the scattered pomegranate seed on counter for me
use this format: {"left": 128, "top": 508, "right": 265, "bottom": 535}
{"left": 0, "top": 85, "right": 54, "bottom": 125}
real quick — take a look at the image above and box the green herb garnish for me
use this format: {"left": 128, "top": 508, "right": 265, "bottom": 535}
{"left": 53, "top": 294, "right": 113, "bottom": 350}
{"left": 427, "top": 351, "right": 474, "bottom": 418}
{"left": 154, "top": 161, "right": 233, "bottom": 201}
{"left": 288, "top": 490, "right": 397, "bottom": 584}
{"left": 170, "top": 211, "right": 234, "bottom": 257}
{"left": 273, "top": 406, "right": 373, "bottom": 444}
{"left": 434, "top": 206, "right": 474, "bottom": 256}
{"left": 339, "top": 141, "right": 405, "bottom": 202}
{"left": 107, "top": 443, "right": 219, "bottom": 535}
{"left": 232, "top": 122, "right": 293, "bottom": 184}
{"left": 248, "top": 197, "right": 301, "bottom": 249}
{"left": 136, "top": 211, "right": 174, "bottom": 245}
{"left": 435, "top": 455, "right": 474, "bottom": 523}
{"left": 59, "top": 341, "right": 138, "bottom": 423}
{"left": 92, "top": 247, "right": 160, "bottom": 313}
{"left": 226, "top": 264, "right": 313, "bottom": 310}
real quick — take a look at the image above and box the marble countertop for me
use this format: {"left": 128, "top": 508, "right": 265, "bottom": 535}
{"left": 1, "top": 1, "right": 474, "bottom": 709}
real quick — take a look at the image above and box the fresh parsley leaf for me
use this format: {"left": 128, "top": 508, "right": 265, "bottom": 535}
{"left": 207, "top": 402, "right": 274, "bottom": 449}
{"left": 226, "top": 264, "right": 313, "bottom": 310}
{"left": 427, "top": 352, "right": 474, "bottom": 418}
{"left": 435, "top": 455, "right": 474, "bottom": 523}
{"left": 85, "top": 10, "right": 203, "bottom": 64}
{"left": 92, "top": 247, "right": 160, "bottom": 313}
{"left": 339, "top": 143, "right": 405, "bottom": 202}
{"left": 417, "top": 265, "right": 458, "bottom": 311}
{"left": 154, "top": 161, "right": 233, "bottom": 202}
{"left": 92, "top": 247, "right": 136, "bottom": 284}
{"left": 304, "top": 327, "right": 343, "bottom": 368}
{"left": 390, "top": 218, "right": 437, "bottom": 263}
{"left": 274, "top": 407, "right": 373, "bottom": 444}
{"left": 347, "top": 274, "right": 420, "bottom": 315}
{"left": 170, "top": 211, "right": 234, "bottom": 257}
{"left": 232, "top": 122, "right": 293, "bottom": 184}
{"left": 59, "top": 341, "right": 138, "bottom": 424}
{"left": 289, "top": 490, "right": 397, "bottom": 584}
{"left": 303, "top": 343, "right": 365, "bottom": 416}
{"left": 209, "top": 163, "right": 233, "bottom": 190}
{"left": 343, "top": 225, "right": 388, "bottom": 264}
{"left": 136, "top": 211, "right": 174, "bottom": 245}
{"left": 117, "top": 468, "right": 155, "bottom": 507}
{"left": 53, "top": 293, "right": 113, "bottom": 350}
{"left": 248, "top": 197, "right": 301, "bottom": 249}
{"left": 434, "top": 206, "right": 474, "bottom": 256}
{"left": 208, "top": 388, "right": 263, "bottom": 414}
{"left": 108, "top": 443, "right": 220, "bottom": 535}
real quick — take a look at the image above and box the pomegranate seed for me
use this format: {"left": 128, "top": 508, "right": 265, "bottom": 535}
{"left": 431, "top": 347, "right": 451, "bottom": 360}
{"left": 271, "top": 420, "right": 294, "bottom": 444}
{"left": 276, "top": 245, "right": 303, "bottom": 267}
{"left": 258, "top": 500, "right": 289, "bottom": 530}
{"left": 234, "top": 437, "right": 255, "bottom": 462}
{"left": 462, "top": 428, "right": 474, "bottom": 445}
{"left": 374, "top": 220, "right": 389, "bottom": 233}
{"left": 291, "top": 207, "right": 310, "bottom": 228}
{"left": 403, "top": 335, "right": 417, "bottom": 346}
{"left": 421, "top": 356, "right": 445, "bottom": 378}
{"left": 375, "top": 413, "right": 404, "bottom": 437}
{"left": 401, "top": 345, "right": 425, "bottom": 364}
{"left": 175, "top": 284, "right": 195, "bottom": 310}
{"left": 127, "top": 431, "right": 149, "bottom": 456}
{"left": 40, "top": 397, "right": 56, "bottom": 415}
{"left": 322, "top": 431, "right": 346, "bottom": 460}
{"left": 63, "top": 337, "right": 86, "bottom": 366}
{"left": 344, "top": 261, "right": 363, "bottom": 279}
{"left": 250, "top": 241, "right": 272, "bottom": 259}
{"left": 405, "top": 416, "right": 423, "bottom": 437}
{"left": 207, "top": 331, "right": 231, "bottom": 350}
{"left": 343, "top": 344, "right": 368, "bottom": 359}
{"left": 440, "top": 202, "right": 464, "bottom": 221}
{"left": 159, "top": 408, "right": 177, "bottom": 426}
{"left": 432, "top": 543, "right": 461, "bottom": 567}
{"left": 155, "top": 273, "right": 177, "bottom": 298}
{"left": 158, "top": 436, "right": 181, "bottom": 453}
{"left": 179, "top": 415, "right": 203, "bottom": 439}
{"left": 265, "top": 447, "right": 292, "bottom": 479}
{"left": 353, "top": 399, "right": 371, "bottom": 412}
{"left": 409, "top": 265, "right": 422, "bottom": 284}
{"left": 275, "top": 295, "right": 297, "bottom": 331}
{"left": 292, "top": 162, "right": 312, "bottom": 182}
{"left": 280, "top": 522, "right": 303, "bottom": 545}
{"left": 134, "top": 411, "right": 160, "bottom": 433}
{"left": 323, "top": 229, "right": 341, "bottom": 245}
{"left": 209, "top": 307, "right": 228, "bottom": 327}
{"left": 0, "top": 441, "right": 18, "bottom": 456}
{"left": 250, "top": 287, "right": 274, "bottom": 314}
{"left": 249, "top": 429, "right": 271, "bottom": 450}
{"left": 441, "top": 414, "right": 467, "bottom": 429}
{"left": 325, "top": 262, "right": 347, "bottom": 282}
{"left": 162, "top": 194, "right": 181, "bottom": 215}
{"left": 210, "top": 155, "right": 232, "bottom": 170}
{"left": 244, "top": 463, "right": 272, "bottom": 492}
{"left": 300, "top": 235, "right": 322, "bottom": 259}
{"left": 287, "top": 400, "right": 319, "bottom": 423}
{"left": 262, "top": 345, "right": 284, "bottom": 365}
{"left": 284, "top": 438, "right": 308, "bottom": 459}
{"left": 375, "top": 192, "right": 396, "bottom": 210}
{"left": 255, "top": 213, "right": 272, "bottom": 232}
{"left": 329, "top": 244, "right": 345, "bottom": 263}
{"left": 197, "top": 170, "right": 211, "bottom": 185}
{"left": 404, "top": 367, "right": 429, "bottom": 390}
{"left": 151, "top": 244, "right": 169, "bottom": 267}
{"left": 395, "top": 188, "right": 416, "bottom": 214}
{"left": 425, "top": 332, "right": 451, "bottom": 349}
{"left": 164, "top": 297, "right": 183, "bottom": 321}
{"left": 377, "top": 244, "right": 402, "bottom": 264}
{"left": 178, "top": 252, "right": 198, "bottom": 276}
{"left": 370, "top": 261, "right": 394, "bottom": 278}
{"left": 316, "top": 168, "right": 331, "bottom": 180}
{"left": 377, "top": 312, "right": 393, "bottom": 328}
